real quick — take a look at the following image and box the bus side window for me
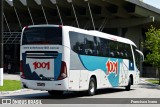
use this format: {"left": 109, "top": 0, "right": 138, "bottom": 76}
{"left": 133, "top": 46, "right": 140, "bottom": 70}
{"left": 98, "top": 38, "right": 109, "bottom": 57}
{"left": 69, "top": 31, "right": 86, "bottom": 55}
{"left": 118, "top": 42, "right": 125, "bottom": 59}
{"left": 124, "top": 49, "right": 128, "bottom": 59}
{"left": 96, "top": 37, "right": 102, "bottom": 56}
{"left": 69, "top": 32, "right": 78, "bottom": 53}
{"left": 114, "top": 45, "right": 120, "bottom": 58}
{"left": 110, "top": 52, "right": 114, "bottom": 57}
{"left": 125, "top": 44, "right": 133, "bottom": 61}
{"left": 105, "top": 39, "right": 110, "bottom": 57}
{"left": 78, "top": 44, "right": 85, "bottom": 54}
{"left": 93, "top": 37, "right": 100, "bottom": 56}
{"left": 73, "top": 42, "right": 80, "bottom": 53}
{"left": 78, "top": 33, "right": 85, "bottom": 55}
{"left": 84, "top": 35, "right": 96, "bottom": 56}
{"left": 109, "top": 41, "right": 116, "bottom": 58}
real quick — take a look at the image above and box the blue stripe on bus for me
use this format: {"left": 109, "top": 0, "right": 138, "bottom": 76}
{"left": 54, "top": 53, "right": 62, "bottom": 80}
{"left": 79, "top": 55, "right": 107, "bottom": 71}
{"left": 79, "top": 55, "right": 123, "bottom": 87}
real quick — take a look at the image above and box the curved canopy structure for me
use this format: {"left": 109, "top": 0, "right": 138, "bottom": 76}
{"left": 3, "top": 0, "right": 160, "bottom": 32}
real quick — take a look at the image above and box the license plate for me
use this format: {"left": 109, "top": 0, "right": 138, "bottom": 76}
{"left": 37, "top": 83, "right": 45, "bottom": 86}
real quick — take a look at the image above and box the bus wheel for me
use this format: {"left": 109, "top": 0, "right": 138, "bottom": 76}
{"left": 88, "top": 77, "right": 96, "bottom": 96}
{"left": 48, "top": 90, "right": 63, "bottom": 96}
{"left": 125, "top": 77, "right": 131, "bottom": 91}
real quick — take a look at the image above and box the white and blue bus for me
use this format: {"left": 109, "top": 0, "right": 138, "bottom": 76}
{"left": 20, "top": 25, "right": 143, "bottom": 96}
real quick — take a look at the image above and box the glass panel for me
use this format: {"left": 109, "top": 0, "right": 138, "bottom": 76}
{"left": 22, "top": 27, "right": 62, "bottom": 45}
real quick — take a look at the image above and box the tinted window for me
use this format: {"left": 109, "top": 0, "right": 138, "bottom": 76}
{"left": 70, "top": 31, "right": 97, "bottom": 55}
{"left": 125, "top": 44, "right": 133, "bottom": 61}
{"left": 70, "top": 32, "right": 85, "bottom": 54}
{"left": 22, "top": 27, "right": 62, "bottom": 45}
{"left": 84, "top": 35, "right": 96, "bottom": 55}
{"left": 69, "top": 31, "right": 133, "bottom": 61}
{"left": 133, "top": 46, "right": 140, "bottom": 70}
{"left": 99, "top": 38, "right": 110, "bottom": 57}
{"left": 117, "top": 42, "right": 125, "bottom": 58}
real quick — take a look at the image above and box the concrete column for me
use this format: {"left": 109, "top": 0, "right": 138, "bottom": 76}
{"left": 118, "top": 28, "right": 122, "bottom": 37}
{"left": 125, "top": 26, "right": 143, "bottom": 50}
{"left": 125, "top": 26, "right": 143, "bottom": 76}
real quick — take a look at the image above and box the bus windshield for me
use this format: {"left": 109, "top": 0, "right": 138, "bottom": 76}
{"left": 22, "top": 27, "right": 62, "bottom": 45}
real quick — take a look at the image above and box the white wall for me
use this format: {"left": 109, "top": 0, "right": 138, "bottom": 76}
{"left": 125, "top": 26, "right": 143, "bottom": 51}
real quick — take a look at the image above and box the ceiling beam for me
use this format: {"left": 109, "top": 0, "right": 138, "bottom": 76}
{"left": 104, "top": 17, "right": 155, "bottom": 28}
{"left": 113, "top": 6, "right": 130, "bottom": 18}
{"left": 5, "top": 0, "right": 13, "bottom": 7}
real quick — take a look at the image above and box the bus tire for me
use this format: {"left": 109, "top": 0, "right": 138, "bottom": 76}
{"left": 48, "top": 90, "right": 63, "bottom": 96}
{"left": 88, "top": 77, "right": 96, "bottom": 96}
{"left": 125, "top": 77, "right": 131, "bottom": 91}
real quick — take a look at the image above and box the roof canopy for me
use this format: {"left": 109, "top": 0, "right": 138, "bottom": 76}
{"left": 3, "top": 0, "right": 160, "bottom": 32}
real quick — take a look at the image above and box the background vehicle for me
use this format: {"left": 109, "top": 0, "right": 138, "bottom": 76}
{"left": 20, "top": 25, "right": 143, "bottom": 96}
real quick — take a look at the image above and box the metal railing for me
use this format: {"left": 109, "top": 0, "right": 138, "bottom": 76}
{"left": 3, "top": 32, "right": 21, "bottom": 44}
